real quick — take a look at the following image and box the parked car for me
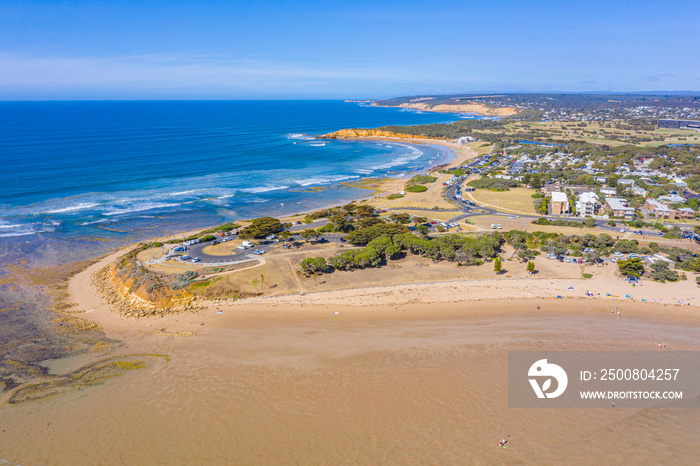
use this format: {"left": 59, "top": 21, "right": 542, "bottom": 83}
{"left": 496, "top": 224, "right": 502, "bottom": 229}
{"left": 181, "top": 255, "right": 191, "bottom": 261}
{"left": 192, "top": 257, "right": 201, "bottom": 263}
{"left": 491, "top": 224, "right": 497, "bottom": 229}
{"left": 613, "top": 251, "right": 623, "bottom": 257}
{"left": 546, "top": 253, "right": 557, "bottom": 259}
{"left": 565, "top": 257, "right": 572, "bottom": 263}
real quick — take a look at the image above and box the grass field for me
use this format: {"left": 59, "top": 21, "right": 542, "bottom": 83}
{"left": 477, "top": 120, "right": 700, "bottom": 147}
{"left": 469, "top": 187, "right": 538, "bottom": 214}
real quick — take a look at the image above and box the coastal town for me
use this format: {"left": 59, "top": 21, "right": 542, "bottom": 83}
{"left": 4, "top": 1, "right": 700, "bottom": 463}
{"left": 86, "top": 95, "right": 700, "bottom": 317}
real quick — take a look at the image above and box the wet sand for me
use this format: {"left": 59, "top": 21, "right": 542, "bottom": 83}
{"left": 1, "top": 266, "right": 700, "bottom": 465}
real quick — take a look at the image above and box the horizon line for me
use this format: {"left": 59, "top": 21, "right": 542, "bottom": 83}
{"left": 2, "top": 90, "right": 700, "bottom": 103}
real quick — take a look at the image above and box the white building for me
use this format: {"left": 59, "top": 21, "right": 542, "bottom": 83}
{"left": 605, "top": 198, "right": 636, "bottom": 219}
{"left": 659, "top": 194, "right": 685, "bottom": 203}
{"left": 629, "top": 186, "right": 648, "bottom": 197}
{"left": 600, "top": 187, "right": 617, "bottom": 197}
{"left": 576, "top": 192, "right": 599, "bottom": 217}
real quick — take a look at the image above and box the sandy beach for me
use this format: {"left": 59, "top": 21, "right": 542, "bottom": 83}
{"left": 1, "top": 136, "right": 698, "bottom": 464}
{"left": 1, "top": 247, "right": 699, "bottom": 464}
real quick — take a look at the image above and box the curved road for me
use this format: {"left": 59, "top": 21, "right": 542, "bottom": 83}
{"left": 160, "top": 229, "right": 347, "bottom": 267}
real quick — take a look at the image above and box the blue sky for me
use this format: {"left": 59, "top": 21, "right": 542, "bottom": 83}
{"left": 1, "top": 0, "right": 699, "bottom": 99}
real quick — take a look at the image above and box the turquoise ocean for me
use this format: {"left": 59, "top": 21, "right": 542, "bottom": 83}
{"left": 0, "top": 100, "right": 481, "bottom": 371}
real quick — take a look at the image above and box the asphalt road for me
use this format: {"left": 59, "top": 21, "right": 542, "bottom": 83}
{"left": 442, "top": 181, "right": 679, "bottom": 237}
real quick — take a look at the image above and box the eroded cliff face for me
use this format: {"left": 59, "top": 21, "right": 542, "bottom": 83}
{"left": 374, "top": 101, "right": 517, "bottom": 117}
{"left": 320, "top": 128, "right": 444, "bottom": 140}
{"left": 94, "top": 261, "right": 197, "bottom": 318}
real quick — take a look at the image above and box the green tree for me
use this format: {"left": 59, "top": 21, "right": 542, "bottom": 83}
{"left": 650, "top": 261, "right": 678, "bottom": 283}
{"left": 239, "top": 217, "right": 283, "bottom": 239}
{"left": 345, "top": 223, "right": 409, "bottom": 246}
{"left": 617, "top": 257, "right": 644, "bottom": 278}
{"left": 585, "top": 250, "right": 601, "bottom": 263}
{"left": 526, "top": 261, "right": 535, "bottom": 274}
{"left": 389, "top": 212, "right": 411, "bottom": 224}
{"left": 494, "top": 257, "right": 502, "bottom": 273}
{"left": 299, "top": 257, "right": 328, "bottom": 274}
{"left": 331, "top": 214, "right": 354, "bottom": 233}
{"left": 367, "top": 235, "right": 401, "bottom": 259}
{"left": 300, "top": 229, "right": 321, "bottom": 242}
{"left": 354, "top": 205, "right": 377, "bottom": 220}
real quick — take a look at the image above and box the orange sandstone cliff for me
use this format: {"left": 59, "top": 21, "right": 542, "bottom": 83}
{"left": 373, "top": 101, "right": 517, "bottom": 117}
{"left": 320, "top": 128, "right": 444, "bottom": 140}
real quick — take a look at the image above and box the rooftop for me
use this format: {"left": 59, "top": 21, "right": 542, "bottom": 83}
{"left": 551, "top": 192, "right": 568, "bottom": 203}
{"left": 606, "top": 198, "right": 635, "bottom": 211}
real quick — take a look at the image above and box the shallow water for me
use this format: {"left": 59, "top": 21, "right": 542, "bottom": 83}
{"left": 1, "top": 308, "right": 698, "bottom": 464}
{"left": 0, "top": 101, "right": 465, "bottom": 242}
{"left": 0, "top": 101, "right": 467, "bottom": 411}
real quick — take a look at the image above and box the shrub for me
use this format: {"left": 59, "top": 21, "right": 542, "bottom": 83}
{"left": 387, "top": 193, "right": 404, "bottom": 200}
{"left": 582, "top": 218, "right": 596, "bottom": 228}
{"left": 199, "top": 235, "right": 217, "bottom": 243}
{"left": 405, "top": 185, "right": 428, "bottom": 193}
{"left": 239, "top": 217, "right": 283, "bottom": 239}
{"left": 299, "top": 257, "right": 328, "bottom": 274}
{"left": 170, "top": 270, "right": 199, "bottom": 290}
{"left": 582, "top": 273, "right": 593, "bottom": 279}
{"left": 650, "top": 262, "right": 678, "bottom": 282}
{"left": 345, "top": 223, "right": 409, "bottom": 245}
{"left": 406, "top": 174, "right": 437, "bottom": 187}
